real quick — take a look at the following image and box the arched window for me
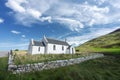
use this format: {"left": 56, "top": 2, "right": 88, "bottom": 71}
{"left": 38, "top": 47, "right": 40, "bottom": 51}
{"left": 62, "top": 46, "right": 64, "bottom": 51}
{"left": 53, "top": 45, "right": 56, "bottom": 50}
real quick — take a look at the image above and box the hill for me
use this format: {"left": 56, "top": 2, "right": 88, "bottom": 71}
{"left": 76, "top": 28, "right": 120, "bottom": 54}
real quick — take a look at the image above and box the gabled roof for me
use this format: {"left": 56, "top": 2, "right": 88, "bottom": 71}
{"left": 33, "top": 41, "right": 45, "bottom": 46}
{"left": 46, "top": 38, "right": 69, "bottom": 46}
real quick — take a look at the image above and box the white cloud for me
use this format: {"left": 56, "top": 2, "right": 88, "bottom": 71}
{"left": 5, "top": 0, "right": 120, "bottom": 31}
{"left": 27, "top": 9, "right": 42, "bottom": 19}
{"left": 5, "top": 0, "right": 26, "bottom": 13}
{"left": 6, "top": 0, "right": 54, "bottom": 26}
{"left": 55, "top": 17, "right": 84, "bottom": 31}
{"left": 40, "top": 16, "right": 52, "bottom": 23}
{"left": 66, "top": 27, "right": 119, "bottom": 46}
{"left": 94, "top": 0, "right": 106, "bottom": 5}
{"left": 108, "top": 0, "right": 120, "bottom": 8}
{"left": 0, "top": 42, "right": 28, "bottom": 50}
{"left": 5, "top": 0, "right": 112, "bottom": 31}
{"left": 0, "top": 18, "right": 4, "bottom": 24}
{"left": 0, "top": 43, "right": 28, "bottom": 47}
{"left": 21, "top": 35, "right": 26, "bottom": 38}
{"left": 57, "top": 32, "right": 73, "bottom": 39}
{"left": 11, "top": 30, "right": 21, "bottom": 34}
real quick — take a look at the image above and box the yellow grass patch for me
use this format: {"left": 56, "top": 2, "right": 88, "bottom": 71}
{"left": 13, "top": 50, "right": 27, "bottom": 56}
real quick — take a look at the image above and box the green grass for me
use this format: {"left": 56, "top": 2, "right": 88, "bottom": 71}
{"left": 80, "top": 31, "right": 120, "bottom": 48}
{"left": 92, "top": 48, "right": 120, "bottom": 54}
{"left": 76, "top": 47, "right": 120, "bottom": 54}
{"left": 0, "top": 55, "right": 120, "bottom": 80}
{"left": 76, "top": 29, "right": 120, "bottom": 54}
{"left": 14, "top": 53, "right": 84, "bottom": 65}
{"left": 0, "top": 57, "right": 11, "bottom": 80}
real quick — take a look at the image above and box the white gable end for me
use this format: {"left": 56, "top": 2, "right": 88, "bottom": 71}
{"left": 31, "top": 46, "right": 45, "bottom": 54}
{"left": 28, "top": 36, "right": 75, "bottom": 54}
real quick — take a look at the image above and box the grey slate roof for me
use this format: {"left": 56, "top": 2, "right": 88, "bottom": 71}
{"left": 33, "top": 41, "right": 45, "bottom": 46}
{"left": 46, "top": 38, "right": 69, "bottom": 46}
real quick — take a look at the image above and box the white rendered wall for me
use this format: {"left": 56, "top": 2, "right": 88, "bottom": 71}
{"left": 72, "top": 48, "right": 75, "bottom": 54}
{"left": 42, "top": 38, "right": 48, "bottom": 53}
{"left": 31, "top": 46, "right": 45, "bottom": 54}
{"left": 69, "top": 47, "right": 76, "bottom": 54}
{"left": 47, "top": 43, "right": 69, "bottom": 54}
{"left": 28, "top": 43, "right": 33, "bottom": 54}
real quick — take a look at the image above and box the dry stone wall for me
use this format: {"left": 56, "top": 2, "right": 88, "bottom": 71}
{"left": 8, "top": 52, "right": 104, "bottom": 74}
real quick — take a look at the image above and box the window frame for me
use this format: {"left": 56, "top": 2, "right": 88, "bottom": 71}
{"left": 38, "top": 47, "right": 40, "bottom": 51}
{"left": 62, "top": 46, "right": 64, "bottom": 51}
{"left": 53, "top": 45, "right": 56, "bottom": 50}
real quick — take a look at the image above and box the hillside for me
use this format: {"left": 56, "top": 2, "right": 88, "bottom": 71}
{"left": 76, "top": 28, "right": 120, "bottom": 53}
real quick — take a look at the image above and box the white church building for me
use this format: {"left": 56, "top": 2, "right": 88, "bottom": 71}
{"left": 28, "top": 36, "right": 75, "bottom": 54}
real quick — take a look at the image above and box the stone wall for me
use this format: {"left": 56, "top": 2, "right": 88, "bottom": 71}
{"left": 8, "top": 52, "right": 104, "bottom": 74}
{"left": 8, "top": 51, "right": 16, "bottom": 71}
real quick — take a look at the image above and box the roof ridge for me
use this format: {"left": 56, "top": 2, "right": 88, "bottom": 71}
{"left": 46, "top": 37, "right": 69, "bottom": 46}
{"left": 34, "top": 40, "right": 42, "bottom": 42}
{"left": 46, "top": 37, "right": 65, "bottom": 42}
{"left": 33, "top": 40, "right": 44, "bottom": 46}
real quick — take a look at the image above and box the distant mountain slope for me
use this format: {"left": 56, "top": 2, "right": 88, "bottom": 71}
{"left": 76, "top": 28, "right": 120, "bottom": 53}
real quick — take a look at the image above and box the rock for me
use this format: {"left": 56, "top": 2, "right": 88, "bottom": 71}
{"left": 8, "top": 65, "right": 17, "bottom": 70}
{"left": 8, "top": 53, "right": 104, "bottom": 73}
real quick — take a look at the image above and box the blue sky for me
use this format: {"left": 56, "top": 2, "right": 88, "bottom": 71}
{"left": 0, "top": 0, "right": 120, "bottom": 50}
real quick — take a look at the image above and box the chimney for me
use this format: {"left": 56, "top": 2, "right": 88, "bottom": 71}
{"left": 43, "top": 35, "right": 48, "bottom": 42}
{"left": 43, "top": 35, "right": 46, "bottom": 39}
{"left": 65, "top": 38, "right": 67, "bottom": 42}
{"left": 31, "top": 39, "right": 34, "bottom": 45}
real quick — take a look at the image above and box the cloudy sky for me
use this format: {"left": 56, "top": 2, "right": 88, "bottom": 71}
{"left": 0, "top": 0, "right": 120, "bottom": 50}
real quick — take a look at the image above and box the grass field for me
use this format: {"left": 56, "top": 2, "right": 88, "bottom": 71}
{"left": 92, "top": 48, "right": 120, "bottom": 54}
{"left": 0, "top": 54, "right": 120, "bottom": 80}
{"left": 76, "top": 47, "right": 120, "bottom": 54}
{"left": 13, "top": 51, "right": 88, "bottom": 65}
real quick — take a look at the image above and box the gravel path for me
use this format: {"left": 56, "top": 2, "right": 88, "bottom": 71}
{"left": 0, "top": 51, "right": 9, "bottom": 57}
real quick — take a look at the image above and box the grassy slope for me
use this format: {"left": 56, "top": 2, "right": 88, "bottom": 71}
{"left": 0, "top": 55, "right": 120, "bottom": 80}
{"left": 76, "top": 29, "right": 120, "bottom": 54}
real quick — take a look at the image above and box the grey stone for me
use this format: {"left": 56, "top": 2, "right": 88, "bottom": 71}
{"left": 8, "top": 53, "right": 104, "bottom": 73}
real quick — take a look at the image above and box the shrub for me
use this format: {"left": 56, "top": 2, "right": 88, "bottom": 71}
{"left": 15, "top": 49, "right": 19, "bottom": 51}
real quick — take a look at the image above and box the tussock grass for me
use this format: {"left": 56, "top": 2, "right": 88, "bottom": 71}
{"left": 76, "top": 47, "right": 120, "bottom": 54}
{"left": 13, "top": 51, "right": 87, "bottom": 65}
{"left": 13, "top": 50, "right": 27, "bottom": 55}
{"left": 0, "top": 55, "right": 120, "bottom": 80}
